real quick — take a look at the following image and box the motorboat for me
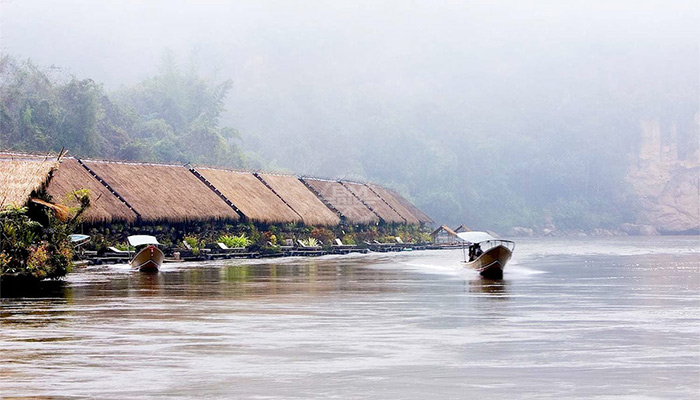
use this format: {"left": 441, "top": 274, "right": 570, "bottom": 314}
{"left": 128, "top": 235, "right": 164, "bottom": 272}
{"left": 457, "top": 231, "right": 514, "bottom": 279}
{"left": 69, "top": 234, "right": 91, "bottom": 262}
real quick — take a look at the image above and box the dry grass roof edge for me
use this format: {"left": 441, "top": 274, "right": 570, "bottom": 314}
{"left": 0, "top": 156, "right": 59, "bottom": 208}
{"left": 192, "top": 167, "right": 301, "bottom": 224}
{"left": 81, "top": 160, "right": 240, "bottom": 223}
{"left": 302, "top": 178, "right": 379, "bottom": 225}
{"left": 0, "top": 152, "right": 431, "bottom": 226}
{"left": 46, "top": 158, "right": 138, "bottom": 223}
{"left": 341, "top": 181, "right": 406, "bottom": 224}
{"left": 257, "top": 173, "right": 341, "bottom": 226}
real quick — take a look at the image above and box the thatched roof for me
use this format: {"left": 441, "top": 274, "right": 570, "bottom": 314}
{"left": 1, "top": 151, "right": 432, "bottom": 227}
{"left": 341, "top": 181, "right": 406, "bottom": 223}
{"left": 81, "top": 160, "right": 239, "bottom": 222}
{"left": 431, "top": 225, "right": 457, "bottom": 236}
{"left": 257, "top": 173, "right": 340, "bottom": 226}
{"left": 365, "top": 184, "right": 422, "bottom": 225}
{"left": 46, "top": 158, "right": 137, "bottom": 223}
{"left": 453, "top": 225, "right": 470, "bottom": 233}
{"left": 301, "top": 178, "right": 379, "bottom": 225}
{"left": 380, "top": 187, "right": 433, "bottom": 224}
{"left": 192, "top": 168, "right": 300, "bottom": 224}
{"left": 0, "top": 153, "right": 58, "bottom": 208}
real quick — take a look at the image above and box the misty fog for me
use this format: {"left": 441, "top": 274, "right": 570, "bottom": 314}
{"left": 1, "top": 0, "right": 698, "bottom": 232}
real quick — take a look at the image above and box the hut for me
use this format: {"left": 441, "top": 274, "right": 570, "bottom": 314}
{"left": 0, "top": 152, "right": 58, "bottom": 208}
{"left": 383, "top": 188, "right": 433, "bottom": 224}
{"left": 256, "top": 173, "right": 340, "bottom": 226}
{"left": 80, "top": 160, "right": 239, "bottom": 222}
{"left": 301, "top": 178, "right": 379, "bottom": 225}
{"left": 341, "top": 181, "right": 406, "bottom": 224}
{"left": 364, "top": 184, "right": 421, "bottom": 225}
{"left": 46, "top": 158, "right": 137, "bottom": 223}
{"left": 1, "top": 151, "right": 435, "bottom": 231}
{"left": 431, "top": 225, "right": 458, "bottom": 244}
{"left": 191, "top": 167, "right": 300, "bottom": 224}
{"left": 453, "top": 225, "right": 470, "bottom": 234}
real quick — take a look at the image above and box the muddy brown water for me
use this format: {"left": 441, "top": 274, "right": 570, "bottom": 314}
{"left": 1, "top": 236, "right": 698, "bottom": 399}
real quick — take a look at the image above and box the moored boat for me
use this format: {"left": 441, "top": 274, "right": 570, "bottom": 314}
{"left": 69, "top": 234, "right": 91, "bottom": 247}
{"left": 69, "top": 234, "right": 91, "bottom": 263}
{"left": 457, "top": 231, "right": 514, "bottom": 278}
{"left": 128, "top": 235, "right": 164, "bottom": 272}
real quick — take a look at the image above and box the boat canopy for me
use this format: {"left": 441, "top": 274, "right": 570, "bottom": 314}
{"left": 69, "top": 234, "right": 90, "bottom": 244}
{"left": 127, "top": 235, "right": 160, "bottom": 247}
{"left": 456, "top": 231, "right": 496, "bottom": 244}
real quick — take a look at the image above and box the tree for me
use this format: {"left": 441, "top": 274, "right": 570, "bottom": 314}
{"left": 0, "top": 53, "right": 245, "bottom": 168}
{"left": 113, "top": 51, "right": 243, "bottom": 167}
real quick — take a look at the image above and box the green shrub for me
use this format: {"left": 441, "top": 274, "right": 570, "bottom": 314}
{"left": 299, "top": 237, "right": 319, "bottom": 247}
{"left": 218, "top": 234, "right": 250, "bottom": 248}
{"left": 340, "top": 234, "right": 356, "bottom": 245}
{"left": 310, "top": 227, "right": 334, "bottom": 245}
{"left": 414, "top": 232, "right": 432, "bottom": 244}
{"left": 0, "top": 203, "right": 77, "bottom": 281}
{"left": 262, "top": 231, "right": 277, "bottom": 245}
{"left": 184, "top": 235, "right": 203, "bottom": 255}
{"left": 377, "top": 235, "right": 396, "bottom": 244}
{"left": 113, "top": 243, "right": 134, "bottom": 251}
{"left": 184, "top": 236, "right": 198, "bottom": 248}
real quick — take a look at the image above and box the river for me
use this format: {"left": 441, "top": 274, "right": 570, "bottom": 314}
{"left": 1, "top": 236, "right": 698, "bottom": 399}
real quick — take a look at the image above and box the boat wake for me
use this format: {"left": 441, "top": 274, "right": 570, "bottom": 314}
{"left": 396, "top": 261, "right": 472, "bottom": 278}
{"left": 392, "top": 255, "right": 546, "bottom": 279}
{"left": 501, "top": 259, "right": 547, "bottom": 277}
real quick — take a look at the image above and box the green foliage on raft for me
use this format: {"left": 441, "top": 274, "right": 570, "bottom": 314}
{"left": 183, "top": 236, "right": 204, "bottom": 255}
{"left": 0, "top": 190, "right": 91, "bottom": 282}
{"left": 298, "top": 237, "right": 319, "bottom": 247}
{"left": 309, "top": 227, "right": 334, "bottom": 246}
{"left": 218, "top": 234, "right": 251, "bottom": 249}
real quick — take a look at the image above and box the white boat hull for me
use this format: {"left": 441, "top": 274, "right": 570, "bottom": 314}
{"left": 130, "top": 245, "right": 164, "bottom": 272}
{"left": 462, "top": 244, "right": 512, "bottom": 278}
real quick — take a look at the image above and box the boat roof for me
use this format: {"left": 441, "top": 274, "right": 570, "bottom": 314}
{"left": 127, "top": 235, "right": 160, "bottom": 247}
{"left": 69, "top": 234, "right": 90, "bottom": 243}
{"left": 456, "top": 231, "right": 497, "bottom": 244}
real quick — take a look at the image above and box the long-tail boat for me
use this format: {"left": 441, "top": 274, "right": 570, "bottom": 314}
{"left": 458, "top": 231, "right": 514, "bottom": 279}
{"left": 128, "top": 235, "right": 164, "bottom": 272}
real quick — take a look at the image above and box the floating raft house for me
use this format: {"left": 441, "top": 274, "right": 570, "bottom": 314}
{"left": 301, "top": 178, "right": 380, "bottom": 225}
{"left": 256, "top": 173, "right": 340, "bottom": 226}
{"left": 81, "top": 160, "right": 240, "bottom": 222}
{"left": 341, "top": 181, "right": 406, "bottom": 224}
{"left": 0, "top": 153, "right": 431, "bottom": 227}
{"left": 384, "top": 187, "right": 433, "bottom": 224}
{"left": 0, "top": 153, "right": 58, "bottom": 208}
{"left": 365, "top": 184, "right": 423, "bottom": 225}
{"left": 46, "top": 158, "right": 138, "bottom": 223}
{"left": 191, "top": 167, "right": 300, "bottom": 224}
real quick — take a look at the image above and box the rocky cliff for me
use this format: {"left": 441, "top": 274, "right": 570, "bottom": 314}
{"left": 627, "top": 117, "right": 699, "bottom": 234}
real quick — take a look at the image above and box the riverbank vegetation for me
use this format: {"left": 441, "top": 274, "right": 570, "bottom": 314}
{"left": 0, "top": 190, "right": 90, "bottom": 284}
{"left": 0, "top": 53, "right": 243, "bottom": 167}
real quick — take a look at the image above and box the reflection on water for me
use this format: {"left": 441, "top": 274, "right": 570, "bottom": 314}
{"left": 129, "top": 270, "right": 164, "bottom": 297}
{"left": 31, "top": 258, "right": 405, "bottom": 303}
{"left": 468, "top": 278, "right": 509, "bottom": 298}
{"left": 1, "top": 239, "right": 699, "bottom": 399}
{"left": 0, "top": 279, "right": 70, "bottom": 299}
